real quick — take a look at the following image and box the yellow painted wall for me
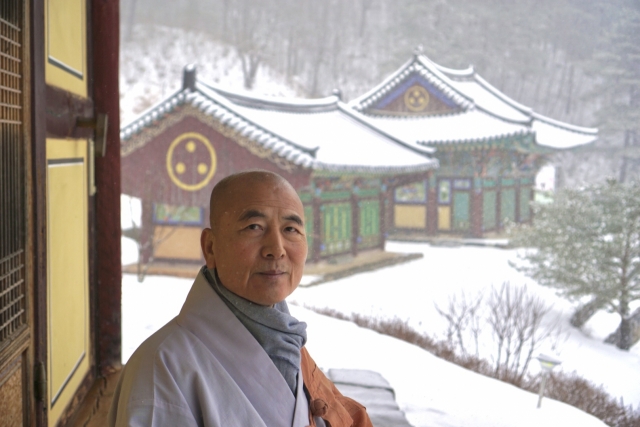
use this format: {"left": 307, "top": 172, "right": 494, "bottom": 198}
{"left": 45, "top": 0, "right": 87, "bottom": 97}
{"left": 438, "top": 206, "right": 451, "bottom": 230}
{"left": 46, "top": 138, "right": 90, "bottom": 427}
{"left": 154, "top": 226, "right": 203, "bottom": 261}
{"left": 394, "top": 205, "right": 426, "bottom": 229}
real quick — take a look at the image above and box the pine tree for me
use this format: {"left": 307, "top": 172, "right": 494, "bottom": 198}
{"left": 511, "top": 180, "right": 640, "bottom": 350}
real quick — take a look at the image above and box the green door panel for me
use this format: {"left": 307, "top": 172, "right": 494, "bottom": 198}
{"left": 359, "top": 200, "right": 380, "bottom": 249}
{"left": 501, "top": 188, "right": 516, "bottom": 225}
{"left": 453, "top": 192, "right": 470, "bottom": 231}
{"left": 483, "top": 190, "right": 497, "bottom": 231}
{"left": 321, "top": 202, "right": 352, "bottom": 256}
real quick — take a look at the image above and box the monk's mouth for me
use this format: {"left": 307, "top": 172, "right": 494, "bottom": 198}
{"left": 258, "top": 270, "right": 286, "bottom": 276}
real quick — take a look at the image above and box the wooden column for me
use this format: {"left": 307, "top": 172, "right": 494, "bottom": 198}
{"left": 31, "top": 0, "right": 48, "bottom": 424}
{"left": 92, "top": 0, "right": 122, "bottom": 375}
{"left": 379, "top": 181, "right": 388, "bottom": 250}
{"left": 140, "top": 199, "right": 154, "bottom": 264}
{"left": 515, "top": 180, "right": 521, "bottom": 223}
{"left": 312, "top": 196, "right": 322, "bottom": 263}
{"left": 496, "top": 183, "right": 503, "bottom": 232}
{"left": 470, "top": 178, "right": 483, "bottom": 238}
{"left": 426, "top": 172, "right": 438, "bottom": 235}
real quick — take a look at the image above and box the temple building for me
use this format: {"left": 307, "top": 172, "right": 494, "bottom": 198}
{"left": 348, "top": 52, "right": 597, "bottom": 237}
{"left": 120, "top": 66, "right": 437, "bottom": 265}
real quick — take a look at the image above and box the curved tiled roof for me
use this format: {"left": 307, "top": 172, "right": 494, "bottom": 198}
{"left": 348, "top": 53, "right": 597, "bottom": 150}
{"left": 121, "top": 70, "right": 438, "bottom": 174}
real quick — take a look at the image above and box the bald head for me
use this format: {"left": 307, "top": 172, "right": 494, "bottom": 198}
{"left": 201, "top": 169, "right": 307, "bottom": 305}
{"left": 208, "top": 170, "right": 296, "bottom": 230}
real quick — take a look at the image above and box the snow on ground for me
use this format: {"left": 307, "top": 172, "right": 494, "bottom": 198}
{"left": 295, "top": 305, "right": 606, "bottom": 427}
{"left": 121, "top": 236, "right": 640, "bottom": 407}
{"left": 292, "top": 242, "right": 640, "bottom": 405}
{"left": 121, "top": 265, "right": 607, "bottom": 427}
{"left": 121, "top": 237, "right": 637, "bottom": 426}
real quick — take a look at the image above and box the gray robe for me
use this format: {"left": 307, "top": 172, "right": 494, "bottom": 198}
{"left": 108, "top": 271, "right": 310, "bottom": 427}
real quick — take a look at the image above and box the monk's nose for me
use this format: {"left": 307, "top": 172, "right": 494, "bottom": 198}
{"left": 262, "top": 230, "right": 285, "bottom": 259}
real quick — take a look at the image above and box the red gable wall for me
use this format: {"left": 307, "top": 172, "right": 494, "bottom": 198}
{"left": 121, "top": 115, "right": 312, "bottom": 207}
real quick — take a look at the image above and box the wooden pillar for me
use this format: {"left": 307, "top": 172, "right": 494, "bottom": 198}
{"left": 496, "top": 182, "right": 503, "bottom": 231}
{"left": 528, "top": 179, "right": 535, "bottom": 223}
{"left": 379, "top": 181, "right": 388, "bottom": 250}
{"left": 92, "top": 0, "right": 122, "bottom": 375}
{"left": 139, "top": 200, "right": 153, "bottom": 263}
{"left": 515, "top": 179, "right": 521, "bottom": 223}
{"left": 31, "top": 0, "right": 48, "bottom": 424}
{"left": 312, "top": 196, "right": 322, "bottom": 263}
{"left": 351, "top": 192, "right": 359, "bottom": 257}
{"left": 470, "top": 178, "right": 483, "bottom": 238}
{"left": 426, "top": 172, "right": 438, "bottom": 235}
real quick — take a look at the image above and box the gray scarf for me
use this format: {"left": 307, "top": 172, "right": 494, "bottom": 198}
{"left": 203, "top": 268, "right": 307, "bottom": 395}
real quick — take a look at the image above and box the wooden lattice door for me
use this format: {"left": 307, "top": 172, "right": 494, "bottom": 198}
{"left": 0, "top": 1, "right": 32, "bottom": 426}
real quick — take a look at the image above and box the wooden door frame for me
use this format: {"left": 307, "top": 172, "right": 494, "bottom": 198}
{"left": 29, "top": 0, "right": 122, "bottom": 424}
{"left": 31, "top": 0, "right": 49, "bottom": 424}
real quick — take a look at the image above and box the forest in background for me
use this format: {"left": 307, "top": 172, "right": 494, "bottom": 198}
{"left": 120, "top": 0, "right": 640, "bottom": 186}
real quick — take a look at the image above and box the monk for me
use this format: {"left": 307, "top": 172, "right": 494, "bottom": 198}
{"left": 108, "top": 170, "right": 372, "bottom": 427}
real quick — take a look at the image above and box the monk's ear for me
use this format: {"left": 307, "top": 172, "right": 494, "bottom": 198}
{"left": 201, "top": 228, "right": 216, "bottom": 269}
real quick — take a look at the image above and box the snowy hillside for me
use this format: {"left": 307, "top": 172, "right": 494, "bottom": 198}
{"left": 120, "top": 25, "right": 301, "bottom": 126}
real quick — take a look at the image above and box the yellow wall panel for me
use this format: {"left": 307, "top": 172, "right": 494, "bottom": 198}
{"left": 394, "top": 205, "right": 426, "bottom": 229}
{"left": 154, "top": 226, "right": 203, "bottom": 261}
{"left": 438, "top": 206, "right": 451, "bottom": 230}
{"left": 45, "top": 0, "right": 87, "bottom": 97}
{"left": 46, "top": 139, "right": 90, "bottom": 426}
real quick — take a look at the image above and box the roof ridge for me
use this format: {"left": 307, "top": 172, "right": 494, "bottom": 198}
{"left": 532, "top": 112, "right": 598, "bottom": 135}
{"left": 348, "top": 56, "right": 416, "bottom": 110}
{"left": 349, "top": 56, "right": 474, "bottom": 112}
{"left": 337, "top": 103, "right": 436, "bottom": 158}
{"left": 120, "top": 89, "right": 187, "bottom": 139}
{"left": 416, "top": 55, "right": 474, "bottom": 79}
{"left": 190, "top": 85, "right": 320, "bottom": 157}
{"left": 198, "top": 80, "right": 339, "bottom": 113}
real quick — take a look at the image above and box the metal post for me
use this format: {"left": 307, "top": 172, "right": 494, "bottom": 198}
{"left": 537, "top": 372, "right": 548, "bottom": 409}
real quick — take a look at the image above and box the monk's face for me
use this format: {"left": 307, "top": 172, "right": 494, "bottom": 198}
{"left": 200, "top": 176, "right": 307, "bottom": 306}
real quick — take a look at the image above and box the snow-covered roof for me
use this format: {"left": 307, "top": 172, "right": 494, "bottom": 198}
{"left": 121, "top": 68, "right": 437, "bottom": 175}
{"left": 349, "top": 53, "right": 597, "bottom": 150}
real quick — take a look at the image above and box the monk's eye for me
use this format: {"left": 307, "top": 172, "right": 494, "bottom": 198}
{"left": 247, "top": 224, "right": 262, "bottom": 230}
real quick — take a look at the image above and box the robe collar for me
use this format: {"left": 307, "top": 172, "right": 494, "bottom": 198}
{"left": 176, "top": 269, "right": 309, "bottom": 427}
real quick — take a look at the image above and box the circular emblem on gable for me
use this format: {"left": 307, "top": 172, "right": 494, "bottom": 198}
{"left": 404, "top": 85, "right": 430, "bottom": 112}
{"left": 166, "top": 132, "right": 217, "bottom": 191}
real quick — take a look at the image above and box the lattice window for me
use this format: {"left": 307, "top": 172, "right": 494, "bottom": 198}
{"left": 0, "top": 0, "right": 26, "bottom": 346}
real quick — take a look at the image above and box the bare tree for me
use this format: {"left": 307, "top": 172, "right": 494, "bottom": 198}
{"left": 436, "top": 282, "right": 563, "bottom": 386}
{"left": 435, "top": 291, "right": 483, "bottom": 357}
{"left": 487, "top": 283, "right": 561, "bottom": 384}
